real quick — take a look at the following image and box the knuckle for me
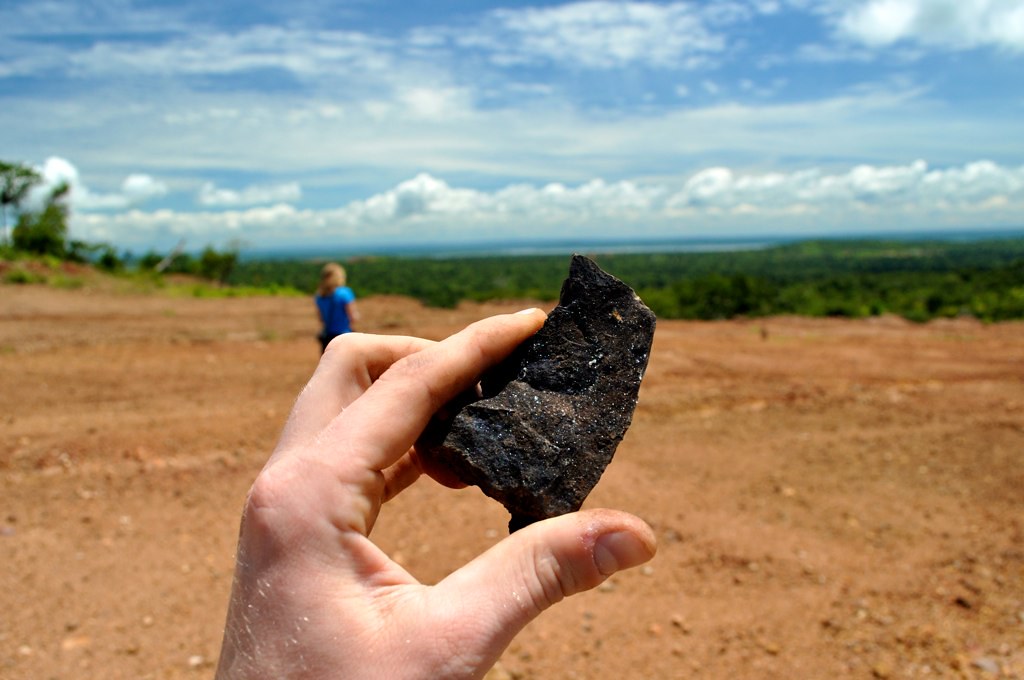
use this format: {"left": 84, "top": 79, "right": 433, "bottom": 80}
{"left": 242, "top": 461, "right": 313, "bottom": 546}
{"left": 246, "top": 465, "right": 289, "bottom": 513}
{"left": 321, "top": 332, "right": 363, "bottom": 359}
{"left": 377, "top": 352, "right": 448, "bottom": 409}
{"left": 528, "top": 547, "right": 578, "bottom": 611}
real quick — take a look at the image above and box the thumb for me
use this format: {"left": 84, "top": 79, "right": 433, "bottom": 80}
{"left": 432, "top": 509, "right": 656, "bottom": 657}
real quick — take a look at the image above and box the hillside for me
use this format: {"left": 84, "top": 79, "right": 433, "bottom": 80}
{"left": 2, "top": 285, "right": 1022, "bottom": 678}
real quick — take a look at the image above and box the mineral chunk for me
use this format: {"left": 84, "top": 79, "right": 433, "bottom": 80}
{"left": 420, "top": 254, "right": 656, "bottom": 532}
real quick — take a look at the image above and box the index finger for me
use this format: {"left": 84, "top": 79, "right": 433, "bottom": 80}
{"left": 273, "top": 333, "right": 434, "bottom": 455}
{"left": 322, "top": 308, "right": 546, "bottom": 473}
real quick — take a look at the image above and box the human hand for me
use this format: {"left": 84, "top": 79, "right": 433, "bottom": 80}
{"left": 215, "top": 310, "right": 657, "bottom": 680}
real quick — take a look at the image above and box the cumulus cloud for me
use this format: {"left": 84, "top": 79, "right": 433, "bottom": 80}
{"left": 198, "top": 181, "right": 302, "bottom": 207}
{"left": 333, "top": 173, "right": 670, "bottom": 226}
{"left": 75, "top": 159, "right": 1024, "bottom": 247}
{"left": 25, "top": 157, "right": 167, "bottom": 212}
{"left": 121, "top": 175, "right": 169, "bottom": 203}
{"left": 837, "top": 0, "right": 1024, "bottom": 51}
{"left": 397, "top": 86, "right": 474, "bottom": 119}
{"left": 67, "top": 158, "right": 1024, "bottom": 249}
{"left": 343, "top": 160, "right": 1024, "bottom": 226}
{"left": 665, "top": 159, "right": 1024, "bottom": 213}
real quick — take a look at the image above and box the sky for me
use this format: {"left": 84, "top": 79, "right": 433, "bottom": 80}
{"left": 2, "top": 0, "right": 1024, "bottom": 253}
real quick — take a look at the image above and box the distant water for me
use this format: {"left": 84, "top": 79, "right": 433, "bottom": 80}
{"left": 413, "top": 238, "right": 779, "bottom": 259}
{"left": 243, "top": 236, "right": 787, "bottom": 261}
{"left": 240, "top": 228, "right": 1024, "bottom": 262}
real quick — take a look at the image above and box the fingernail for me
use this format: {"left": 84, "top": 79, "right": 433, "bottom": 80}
{"left": 593, "top": 531, "right": 655, "bottom": 576}
{"left": 515, "top": 307, "right": 540, "bottom": 315}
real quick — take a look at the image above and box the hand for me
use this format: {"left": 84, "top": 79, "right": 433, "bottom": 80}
{"left": 215, "top": 309, "right": 657, "bottom": 680}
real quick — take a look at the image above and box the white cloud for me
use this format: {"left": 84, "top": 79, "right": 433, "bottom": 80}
{"left": 198, "top": 181, "right": 302, "bottom": 207}
{"left": 0, "top": 0, "right": 182, "bottom": 37}
{"left": 68, "top": 26, "right": 394, "bottom": 79}
{"left": 664, "top": 159, "right": 1024, "bottom": 213}
{"left": 838, "top": 0, "right": 1024, "bottom": 51}
{"left": 475, "top": 1, "right": 730, "bottom": 69}
{"left": 398, "top": 87, "right": 474, "bottom": 120}
{"left": 122, "top": 175, "right": 169, "bottom": 203}
{"left": 24, "top": 157, "right": 167, "bottom": 212}
{"left": 35, "top": 157, "right": 79, "bottom": 196}
{"left": 68, "top": 160, "right": 1024, "bottom": 248}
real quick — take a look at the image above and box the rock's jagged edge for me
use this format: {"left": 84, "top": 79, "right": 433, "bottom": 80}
{"left": 420, "top": 255, "right": 656, "bottom": 532}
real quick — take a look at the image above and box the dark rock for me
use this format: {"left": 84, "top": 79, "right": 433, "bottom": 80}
{"left": 420, "top": 255, "right": 656, "bottom": 532}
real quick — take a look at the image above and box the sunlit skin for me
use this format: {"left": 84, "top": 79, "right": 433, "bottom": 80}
{"left": 215, "top": 309, "right": 656, "bottom": 680}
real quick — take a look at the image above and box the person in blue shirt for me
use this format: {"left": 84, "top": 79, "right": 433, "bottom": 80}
{"left": 315, "top": 262, "right": 359, "bottom": 353}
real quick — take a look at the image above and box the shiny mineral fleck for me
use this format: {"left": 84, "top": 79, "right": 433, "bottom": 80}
{"left": 419, "top": 255, "right": 656, "bottom": 532}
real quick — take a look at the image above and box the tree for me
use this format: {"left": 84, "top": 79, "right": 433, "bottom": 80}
{"left": 1, "top": 161, "right": 41, "bottom": 245}
{"left": 11, "top": 182, "right": 70, "bottom": 257}
{"left": 198, "top": 245, "right": 239, "bottom": 284}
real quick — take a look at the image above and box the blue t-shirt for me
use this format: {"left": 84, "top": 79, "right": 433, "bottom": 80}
{"left": 316, "top": 286, "right": 356, "bottom": 335}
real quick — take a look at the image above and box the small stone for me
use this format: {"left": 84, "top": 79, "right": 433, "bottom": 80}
{"left": 648, "top": 623, "right": 663, "bottom": 636}
{"left": 971, "top": 657, "right": 1000, "bottom": 674}
{"left": 872, "top": 661, "right": 893, "bottom": 678}
{"left": 188, "top": 655, "right": 205, "bottom": 668}
{"left": 670, "top": 614, "right": 692, "bottom": 634}
{"left": 421, "top": 255, "right": 656, "bottom": 531}
{"left": 61, "top": 635, "right": 91, "bottom": 652}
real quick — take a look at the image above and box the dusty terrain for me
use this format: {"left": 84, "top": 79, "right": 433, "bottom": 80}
{"left": 1, "top": 282, "right": 1022, "bottom": 679}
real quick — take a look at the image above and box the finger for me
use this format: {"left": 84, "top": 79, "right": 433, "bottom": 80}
{"left": 275, "top": 333, "right": 435, "bottom": 454}
{"left": 381, "top": 448, "right": 467, "bottom": 504}
{"left": 321, "top": 308, "right": 546, "bottom": 473}
{"left": 431, "top": 510, "right": 656, "bottom": 650}
{"left": 380, "top": 451, "right": 422, "bottom": 503}
{"left": 412, "top": 446, "right": 468, "bottom": 490}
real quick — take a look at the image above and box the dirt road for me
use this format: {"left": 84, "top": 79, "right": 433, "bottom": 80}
{"left": 2, "top": 284, "right": 1022, "bottom": 678}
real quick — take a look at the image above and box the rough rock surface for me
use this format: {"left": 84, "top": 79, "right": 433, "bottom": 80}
{"left": 421, "top": 255, "right": 656, "bottom": 531}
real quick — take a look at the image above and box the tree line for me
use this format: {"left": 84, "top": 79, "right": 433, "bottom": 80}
{"left": 229, "top": 238, "right": 1024, "bottom": 322}
{"left": 4, "top": 158, "right": 1023, "bottom": 322}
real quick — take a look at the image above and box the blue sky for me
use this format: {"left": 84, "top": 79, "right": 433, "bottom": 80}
{"left": 2, "top": 0, "right": 1023, "bottom": 252}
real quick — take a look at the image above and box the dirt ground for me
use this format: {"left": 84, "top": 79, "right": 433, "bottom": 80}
{"left": 1, "top": 282, "right": 1022, "bottom": 679}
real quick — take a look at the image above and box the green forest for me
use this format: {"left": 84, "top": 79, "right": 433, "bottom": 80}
{"left": 230, "top": 237, "right": 1024, "bottom": 322}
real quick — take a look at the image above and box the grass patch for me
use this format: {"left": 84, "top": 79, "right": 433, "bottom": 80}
{"left": 3, "top": 267, "right": 45, "bottom": 285}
